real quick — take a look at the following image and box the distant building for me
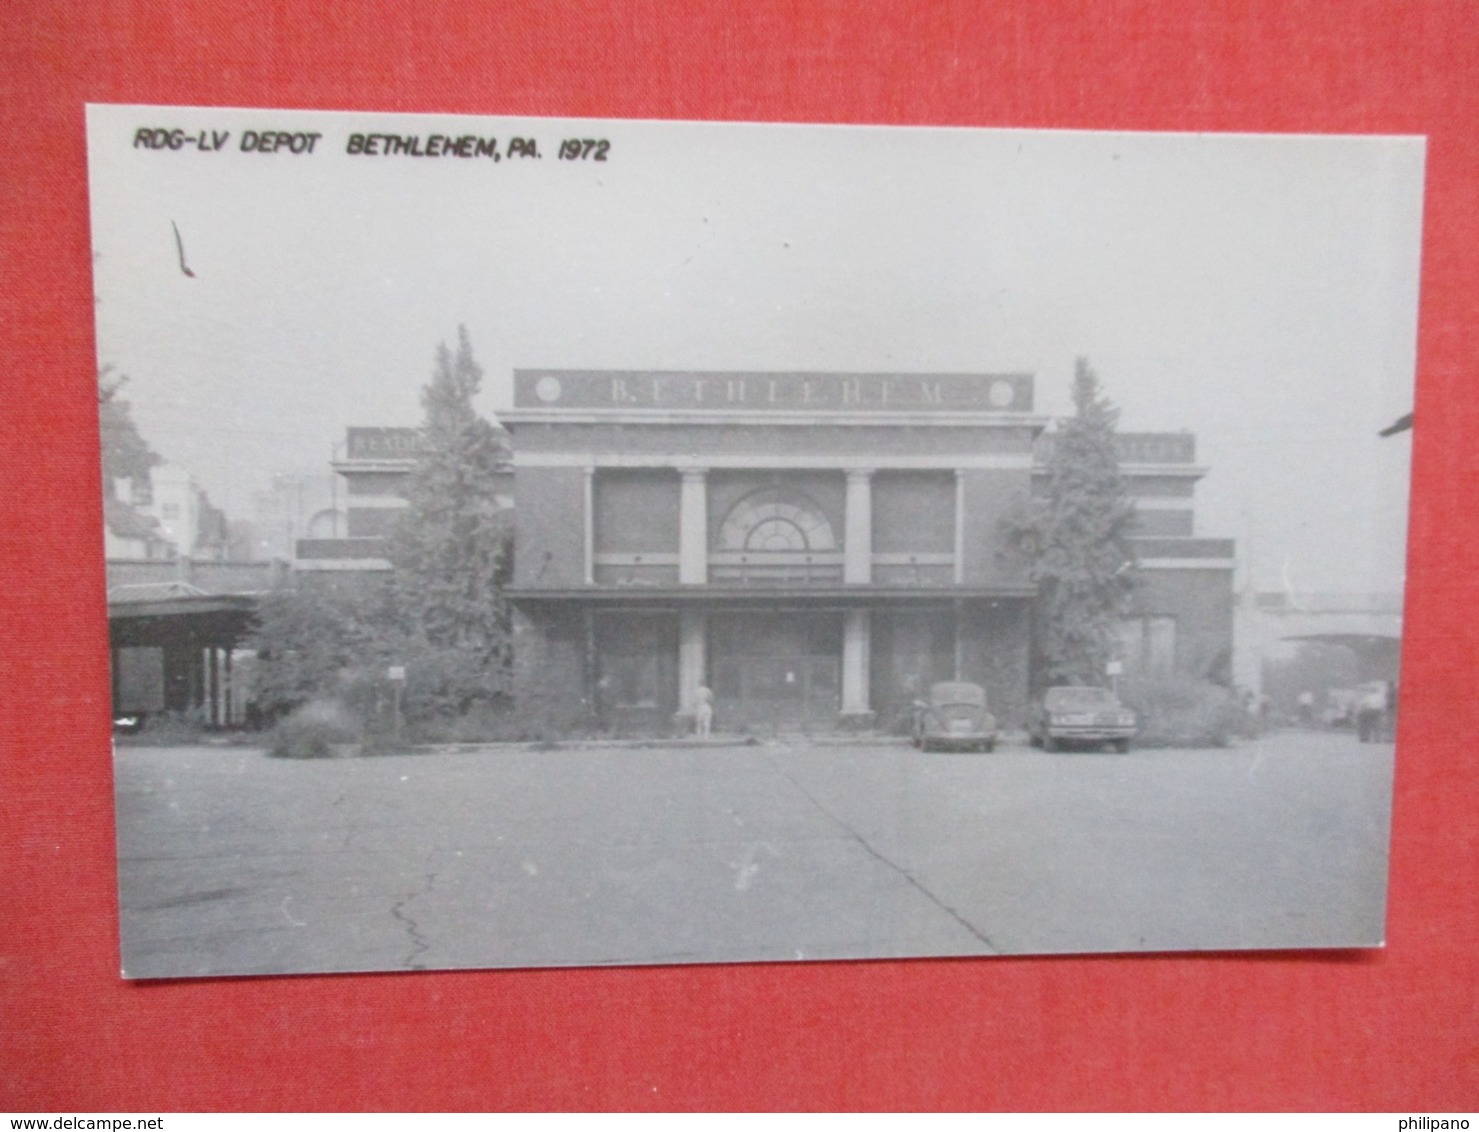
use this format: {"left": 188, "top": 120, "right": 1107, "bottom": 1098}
{"left": 1235, "top": 591, "right": 1402, "bottom": 701}
{"left": 104, "top": 463, "right": 274, "bottom": 727}
{"left": 294, "top": 426, "right": 514, "bottom": 571}
{"left": 1033, "top": 432, "right": 1237, "bottom": 685}
{"left": 104, "top": 462, "right": 230, "bottom": 561}
{"left": 250, "top": 471, "right": 342, "bottom": 561}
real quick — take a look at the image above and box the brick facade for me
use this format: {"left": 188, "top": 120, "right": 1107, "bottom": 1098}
{"left": 503, "top": 371, "right": 1063, "bottom": 733}
{"left": 306, "top": 375, "right": 1235, "bottom": 733}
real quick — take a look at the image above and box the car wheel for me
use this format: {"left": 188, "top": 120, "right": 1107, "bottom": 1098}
{"left": 1112, "top": 738, "right": 1131, "bottom": 753}
{"left": 1043, "top": 735, "right": 1059, "bottom": 753}
{"left": 983, "top": 740, "right": 995, "bottom": 753}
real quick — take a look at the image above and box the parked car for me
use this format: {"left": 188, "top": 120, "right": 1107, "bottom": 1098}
{"left": 1030, "top": 685, "right": 1137, "bottom": 752}
{"left": 913, "top": 681, "right": 997, "bottom": 752}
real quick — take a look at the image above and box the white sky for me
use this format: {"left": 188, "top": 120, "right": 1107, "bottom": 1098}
{"left": 87, "top": 107, "right": 1423, "bottom": 595}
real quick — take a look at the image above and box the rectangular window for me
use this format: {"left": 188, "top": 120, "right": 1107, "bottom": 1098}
{"left": 1118, "top": 616, "right": 1177, "bottom": 676}
{"left": 594, "top": 613, "right": 678, "bottom": 710}
{"left": 871, "top": 471, "right": 955, "bottom": 553}
{"left": 594, "top": 469, "right": 680, "bottom": 554}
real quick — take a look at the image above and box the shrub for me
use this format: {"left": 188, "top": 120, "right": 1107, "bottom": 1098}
{"left": 247, "top": 576, "right": 397, "bottom": 723}
{"left": 267, "top": 700, "right": 363, "bottom": 759}
{"left": 1119, "top": 675, "right": 1242, "bottom": 748}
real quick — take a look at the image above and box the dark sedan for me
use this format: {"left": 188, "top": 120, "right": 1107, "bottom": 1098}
{"left": 1030, "top": 685, "right": 1137, "bottom": 752}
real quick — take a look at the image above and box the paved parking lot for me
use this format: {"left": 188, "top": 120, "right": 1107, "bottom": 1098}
{"left": 114, "top": 731, "right": 1394, "bottom": 978}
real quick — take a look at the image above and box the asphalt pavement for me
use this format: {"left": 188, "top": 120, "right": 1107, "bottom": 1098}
{"left": 113, "top": 730, "right": 1394, "bottom": 978}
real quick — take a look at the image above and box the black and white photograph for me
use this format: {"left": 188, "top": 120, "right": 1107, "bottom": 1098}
{"left": 88, "top": 106, "right": 1422, "bottom": 978}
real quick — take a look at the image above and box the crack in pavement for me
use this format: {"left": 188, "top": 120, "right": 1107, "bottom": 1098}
{"left": 390, "top": 871, "right": 437, "bottom": 969}
{"left": 763, "top": 749, "right": 1001, "bottom": 954}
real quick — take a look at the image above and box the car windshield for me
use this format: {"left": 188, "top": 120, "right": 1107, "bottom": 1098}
{"left": 1045, "top": 686, "right": 1116, "bottom": 710}
{"left": 930, "top": 682, "right": 986, "bottom": 707}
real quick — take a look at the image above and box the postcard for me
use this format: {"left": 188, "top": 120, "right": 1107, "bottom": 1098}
{"left": 89, "top": 106, "right": 1421, "bottom": 976}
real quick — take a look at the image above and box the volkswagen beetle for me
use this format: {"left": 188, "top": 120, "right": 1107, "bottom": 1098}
{"left": 913, "top": 681, "right": 998, "bottom": 752}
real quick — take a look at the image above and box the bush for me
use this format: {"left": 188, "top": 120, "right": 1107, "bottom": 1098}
{"left": 247, "top": 577, "right": 397, "bottom": 723}
{"left": 1120, "top": 675, "right": 1242, "bottom": 748}
{"left": 400, "top": 700, "right": 522, "bottom": 744}
{"left": 267, "top": 700, "right": 363, "bottom": 759}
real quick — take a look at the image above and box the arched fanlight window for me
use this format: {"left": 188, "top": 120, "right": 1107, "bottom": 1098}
{"left": 717, "top": 488, "right": 836, "bottom": 552}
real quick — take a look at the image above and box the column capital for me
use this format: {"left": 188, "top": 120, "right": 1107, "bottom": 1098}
{"left": 678, "top": 465, "right": 709, "bottom": 482}
{"left": 845, "top": 467, "right": 876, "bottom": 482}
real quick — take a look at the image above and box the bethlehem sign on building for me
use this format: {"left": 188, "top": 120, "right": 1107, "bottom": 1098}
{"left": 296, "top": 368, "right": 1233, "bottom": 734}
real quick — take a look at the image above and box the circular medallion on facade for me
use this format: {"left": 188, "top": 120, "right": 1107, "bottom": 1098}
{"left": 988, "top": 379, "right": 1016, "bottom": 409}
{"left": 534, "top": 376, "right": 563, "bottom": 403}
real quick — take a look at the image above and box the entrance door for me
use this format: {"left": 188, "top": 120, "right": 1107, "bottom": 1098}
{"left": 709, "top": 613, "right": 842, "bottom": 731}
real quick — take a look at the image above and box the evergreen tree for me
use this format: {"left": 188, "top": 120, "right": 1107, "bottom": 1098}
{"left": 386, "top": 327, "right": 513, "bottom": 713}
{"left": 1032, "top": 358, "right": 1137, "bottom": 686}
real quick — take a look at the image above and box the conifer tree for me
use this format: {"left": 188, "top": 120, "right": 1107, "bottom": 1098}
{"left": 387, "top": 327, "right": 513, "bottom": 712}
{"left": 1032, "top": 358, "right": 1137, "bottom": 686}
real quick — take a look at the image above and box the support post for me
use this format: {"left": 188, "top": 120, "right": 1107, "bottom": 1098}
{"left": 224, "top": 647, "right": 234, "bottom": 727}
{"left": 844, "top": 468, "right": 873, "bottom": 585}
{"left": 206, "top": 647, "right": 218, "bottom": 727}
{"left": 677, "top": 611, "right": 707, "bottom": 731}
{"left": 110, "top": 646, "right": 121, "bottom": 720}
{"left": 954, "top": 469, "right": 966, "bottom": 584}
{"left": 954, "top": 598, "right": 966, "bottom": 680}
{"left": 582, "top": 466, "right": 595, "bottom": 585}
{"left": 679, "top": 467, "right": 709, "bottom": 585}
{"left": 840, "top": 608, "right": 874, "bottom": 729}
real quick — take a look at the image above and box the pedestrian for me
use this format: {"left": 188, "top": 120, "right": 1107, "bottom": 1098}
{"left": 1239, "top": 687, "right": 1258, "bottom": 738}
{"left": 1356, "top": 682, "right": 1386, "bottom": 743}
{"left": 694, "top": 685, "right": 714, "bottom": 738}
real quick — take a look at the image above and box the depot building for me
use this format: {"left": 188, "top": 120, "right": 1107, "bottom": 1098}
{"left": 498, "top": 370, "right": 1234, "bottom": 733}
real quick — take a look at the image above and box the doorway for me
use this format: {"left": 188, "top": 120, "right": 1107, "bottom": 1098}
{"left": 708, "top": 612, "right": 842, "bottom": 731}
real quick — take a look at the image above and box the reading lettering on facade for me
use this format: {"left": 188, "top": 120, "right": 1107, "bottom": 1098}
{"left": 517, "top": 370, "right": 1033, "bottom": 412}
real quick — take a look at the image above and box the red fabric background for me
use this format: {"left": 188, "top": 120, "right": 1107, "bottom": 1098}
{"left": 2, "top": 0, "right": 1475, "bottom": 1111}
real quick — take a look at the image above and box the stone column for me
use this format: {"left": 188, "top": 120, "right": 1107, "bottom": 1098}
{"left": 582, "top": 466, "right": 595, "bottom": 585}
{"left": 224, "top": 647, "right": 235, "bottom": 727}
{"left": 840, "top": 608, "right": 874, "bottom": 728}
{"left": 677, "top": 610, "right": 707, "bottom": 721}
{"left": 679, "top": 467, "right": 708, "bottom": 585}
{"left": 954, "top": 598, "right": 966, "bottom": 680}
{"left": 954, "top": 469, "right": 966, "bottom": 584}
{"left": 844, "top": 468, "right": 873, "bottom": 584}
